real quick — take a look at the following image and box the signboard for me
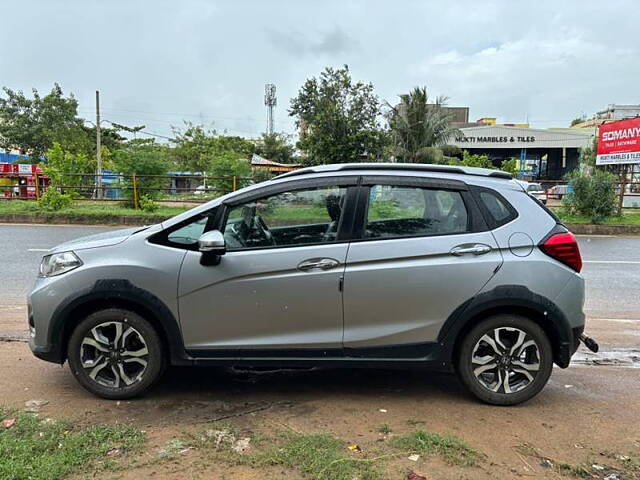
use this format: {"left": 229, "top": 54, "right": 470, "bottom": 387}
{"left": 596, "top": 117, "right": 640, "bottom": 165}
{"left": 455, "top": 135, "right": 535, "bottom": 144}
{"left": 18, "top": 164, "right": 33, "bottom": 175}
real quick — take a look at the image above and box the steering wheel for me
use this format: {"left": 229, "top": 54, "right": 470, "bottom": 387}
{"left": 252, "top": 214, "right": 275, "bottom": 246}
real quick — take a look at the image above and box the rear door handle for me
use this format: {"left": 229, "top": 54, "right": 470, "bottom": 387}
{"left": 450, "top": 244, "right": 492, "bottom": 256}
{"left": 297, "top": 258, "right": 340, "bottom": 271}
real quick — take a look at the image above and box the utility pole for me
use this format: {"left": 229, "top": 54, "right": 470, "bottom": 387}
{"left": 95, "top": 90, "right": 102, "bottom": 199}
{"left": 264, "top": 84, "right": 277, "bottom": 135}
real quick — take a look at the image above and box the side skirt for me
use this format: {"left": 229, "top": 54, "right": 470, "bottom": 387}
{"left": 184, "top": 342, "right": 453, "bottom": 371}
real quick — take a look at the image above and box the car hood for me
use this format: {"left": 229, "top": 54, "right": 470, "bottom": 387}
{"left": 50, "top": 225, "right": 153, "bottom": 253}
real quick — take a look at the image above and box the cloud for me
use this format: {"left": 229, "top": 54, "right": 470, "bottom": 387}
{"left": 1, "top": 0, "right": 639, "bottom": 136}
{"left": 264, "top": 26, "right": 354, "bottom": 58}
{"left": 408, "top": 27, "right": 640, "bottom": 124}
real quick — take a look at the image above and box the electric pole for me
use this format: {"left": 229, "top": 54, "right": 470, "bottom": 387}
{"left": 95, "top": 90, "right": 102, "bottom": 199}
{"left": 264, "top": 84, "right": 277, "bottom": 135}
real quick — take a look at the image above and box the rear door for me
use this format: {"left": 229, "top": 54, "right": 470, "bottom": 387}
{"left": 342, "top": 177, "right": 502, "bottom": 350}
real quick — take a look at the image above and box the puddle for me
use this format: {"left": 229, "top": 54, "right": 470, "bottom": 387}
{"left": 573, "top": 348, "right": 640, "bottom": 367}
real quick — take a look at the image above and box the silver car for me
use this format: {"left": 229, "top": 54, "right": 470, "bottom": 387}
{"left": 28, "top": 163, "right": 597, "bottom": 405}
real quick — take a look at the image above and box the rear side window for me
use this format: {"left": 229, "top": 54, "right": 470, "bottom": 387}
{"left": 474, "top": 187, "right": 518, "bottom": 229}
{"left": 365, "top": 185, "right": 469, "bottom": 239}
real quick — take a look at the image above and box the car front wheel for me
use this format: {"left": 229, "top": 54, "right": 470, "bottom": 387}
{"left": 67, "top": 308, "right": 164, "bottom": 399}
{"left": 457, "top": 315, "right": 553, "bottom": 406}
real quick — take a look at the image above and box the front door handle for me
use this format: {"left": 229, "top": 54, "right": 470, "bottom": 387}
{"left": 297, "top": 258, "right": 340, "bottom": 271}
{"left": 450, "top": 244, "right": 492, "bottom": 256}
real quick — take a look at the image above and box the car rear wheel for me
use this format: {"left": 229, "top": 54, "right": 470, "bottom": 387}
{"left": 67, "top": 308, "right": 164, "bottom": 399}
{"left": 457, "top": 315, "right": 553, "bottom": 406}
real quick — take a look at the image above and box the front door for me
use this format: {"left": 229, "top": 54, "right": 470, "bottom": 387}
{"left": 177, "top": 183, "right": 352, "bottom": 353}
{"left": 343, "top": 183, "right": 502, "bottom": 349}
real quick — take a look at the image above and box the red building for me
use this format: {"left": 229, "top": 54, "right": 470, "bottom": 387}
{"left": 0, "top": 163, "right": 50, "bottom": 199}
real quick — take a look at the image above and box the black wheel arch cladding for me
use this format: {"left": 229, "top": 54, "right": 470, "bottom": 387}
{"left": 439, "top": 285, "right": 576, "bottom": 368}
{"left": 46, "top": 279, "right": 189, "bottom": 365}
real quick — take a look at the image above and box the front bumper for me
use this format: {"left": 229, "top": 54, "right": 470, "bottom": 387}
{"left": 29, "top": 338, "right": 64, "bottom": 364}
{"left": 27, "top": 275, "right": 73, "bottom": 365}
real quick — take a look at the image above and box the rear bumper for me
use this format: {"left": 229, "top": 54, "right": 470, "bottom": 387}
{"left": 555, "top": 324, "right": 585, "bottom": 368}
{"left": 571, "top": 325, "right": 585, "bottom": 355}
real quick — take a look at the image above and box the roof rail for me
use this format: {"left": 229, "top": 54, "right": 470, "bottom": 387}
{"left": 274, "top": 162, "right": 512, "bottom": 180}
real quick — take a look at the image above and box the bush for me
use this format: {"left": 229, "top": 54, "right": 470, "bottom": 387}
{"left": 563, "top": 168, "right": 617, "bottom": 223}
{"left": 415, "top": 146, "right": 445, "bottom": 164}
{"left": 138, "top": 194, "right": 158, "bottom": 213}
{"left": 439, "top": 144, "right": 463, "bottom": 160}
{"left": 500, "top": 158, "right": 519, "bottom": 176}
{"left": 37, "top": 188, "right": 73, "bottom": 211}
{"left": 461, "top": 152, "right": 493, "bottom": 169}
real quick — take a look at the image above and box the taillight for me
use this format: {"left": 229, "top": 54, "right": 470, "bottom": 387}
{"left": 540, "top": 232, "right": 582, "bottom": 272}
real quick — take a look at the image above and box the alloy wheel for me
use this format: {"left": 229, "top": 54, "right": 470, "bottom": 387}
{"left": 471, "top": 327, "right": 541, "bottom": 394}
{"left": 79, "top": 321, "right": 149, "bottom": 388}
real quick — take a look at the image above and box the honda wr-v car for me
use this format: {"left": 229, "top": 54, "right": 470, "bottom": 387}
{"left": 28, "top": 163, "right": 597, "bottom": 405}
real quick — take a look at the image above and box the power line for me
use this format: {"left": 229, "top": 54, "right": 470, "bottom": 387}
{"left": 77, "top": 107, "right": 292, "bottom": 124}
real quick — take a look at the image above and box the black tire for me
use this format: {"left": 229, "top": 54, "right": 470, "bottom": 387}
{"left": 457, "top": 315, "right": 553, "bottom": 406}
{"left": 67, "top": 308, "right": 164, "bottom": 399}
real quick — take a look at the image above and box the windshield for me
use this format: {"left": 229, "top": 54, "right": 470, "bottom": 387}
{"left": 527, "top": 184, "right": 543, "bottom": 192}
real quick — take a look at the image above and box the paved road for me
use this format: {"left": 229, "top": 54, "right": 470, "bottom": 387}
{"left": 0, "top": 224, "right": 123, "bottom": 304}
{"left": 1, "top": 223, "right": 639, "bottom": 319}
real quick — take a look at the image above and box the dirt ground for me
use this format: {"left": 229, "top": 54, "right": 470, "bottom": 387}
{"left": 1, "top": 303, "right": 639, "bottom": 480}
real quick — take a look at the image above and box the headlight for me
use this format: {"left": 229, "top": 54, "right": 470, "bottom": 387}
{"left": 39, "top": 251, "right": 83, "bottom": 277}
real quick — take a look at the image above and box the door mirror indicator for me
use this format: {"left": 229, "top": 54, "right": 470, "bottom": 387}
{"left": 198, "top": 230, "right": 226, "bottom": 265}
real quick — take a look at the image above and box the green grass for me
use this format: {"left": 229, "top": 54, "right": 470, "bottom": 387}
{"left": 0, "top": 200, "right": 188, "bottom": 220}
{"left": 376, "top": 424, "right": 392, "bottom": 434}
{"left": 554, "top": 207, "right": 640, "bottom": 225}
{"left": 259, "top": 433, "right": 382, "bottom": 480}
{"left": 173, "top": 425, "right": 484, "bottom": 478}
{"left": 390, "top": 430, "right": 483, "bottom": 467}
{"left": 0, "top": 409, "right": 144, "bottom": 480}
{"left": 406, "top": 418, "right": 426, "bottom": 427}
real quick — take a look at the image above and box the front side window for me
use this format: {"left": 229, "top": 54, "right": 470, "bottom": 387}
{"left": 223, "top": 185, "right": 347, "bottom": 250}
{"left": 164, "top": 209, "right": 218, "bottom": 248}
{"left": 365, "top": 185, "right": 468, "bottom": 239}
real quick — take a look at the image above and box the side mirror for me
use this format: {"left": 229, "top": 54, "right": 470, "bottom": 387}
{"left": 198, "top": 230, "right": 226, "bottom": 265}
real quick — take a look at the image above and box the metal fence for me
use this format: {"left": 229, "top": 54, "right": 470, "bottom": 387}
{"left": 0, "top": 172, "right": 256, "bottom": 205}
{"left": 3, "top": 173, "right": 640, "bottom": 208}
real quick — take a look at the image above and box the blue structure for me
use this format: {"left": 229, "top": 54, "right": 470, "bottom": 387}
{"left": 100, "top": 170, "right": 121, "bottom": 199}
{"left": 0, "top": 152, "right": 31, "bottom": 163}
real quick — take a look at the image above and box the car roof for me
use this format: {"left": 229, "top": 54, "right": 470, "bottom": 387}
{"left": 274, "top": 162, "right": 512, "bottom": 180}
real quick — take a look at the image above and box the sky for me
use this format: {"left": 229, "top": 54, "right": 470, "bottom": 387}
{"left": 1, "top": 0, "right": 638, "bottom": 141}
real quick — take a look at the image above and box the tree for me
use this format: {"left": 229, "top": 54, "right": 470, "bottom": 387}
{"left": 208, "top": 151, "right": 252, "bottom": 192}
{"left": 563, "top": 168, "right": 617, "bottom": 223}
{"left": 171, "top": 123, "right": 254, "bottom": 172}
{"left": 570, "top": 116, "right": 586, "bottom": 127}
{"left": 44, "top": 143, "right": 96, "bottom": 195}
{"left": 289, "top": 65, "right": 388, "bottom": 165}
{"left": 112, "top": 139, "right": 170, "bottom": 202}
{"left": 254, "top": 132, "right": 296, "bottom": 164}
{"left": 388, "top": 86, "right": 459, "bottom": 163}
{"left": 578, "top": 138, "right": 597, "bottom": 169}
{"left": 0, "top": 84, "right": 85, "bottom": 158}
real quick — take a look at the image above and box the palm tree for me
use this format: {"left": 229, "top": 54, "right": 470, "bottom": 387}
{"left": 388, "top": 87, "right": 459, "bottom": 163}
